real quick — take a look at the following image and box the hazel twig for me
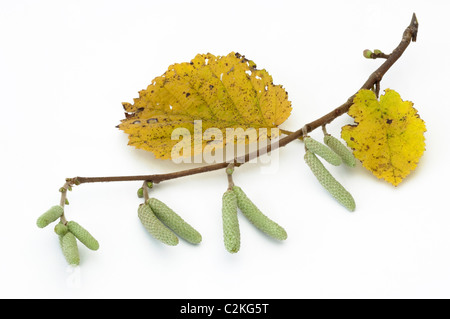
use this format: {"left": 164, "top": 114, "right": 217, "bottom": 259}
{"left": 61, "top": 13, "right": 418, "bottom": 189}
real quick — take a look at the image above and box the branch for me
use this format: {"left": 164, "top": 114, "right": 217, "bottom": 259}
{"left": 67, "top": 13, "right": 419, "bottom": 187}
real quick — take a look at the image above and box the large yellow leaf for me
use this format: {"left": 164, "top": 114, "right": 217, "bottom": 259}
{"left": 341, "top": 89, "right": 426, "bottom": 186}
{"left": 118, "top": 52, "right": 292, "bottom": 160}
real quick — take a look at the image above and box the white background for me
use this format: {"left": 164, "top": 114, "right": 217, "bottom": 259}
{"left": 1, "top": 0, "right": 449, "bottom": 299}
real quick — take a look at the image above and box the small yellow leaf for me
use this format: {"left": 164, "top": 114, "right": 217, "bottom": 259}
{"left": 118, "top": 52, "right": 292, "bottom": 160}
{"left": 341, "top": 89, "right": 426, "bottom": 186}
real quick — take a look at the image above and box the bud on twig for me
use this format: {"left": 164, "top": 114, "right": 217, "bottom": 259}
{"left": 54, "top": 223, "right": 69, "bottom": 236}
{"left": 363, "top": 49, "right": 373, "bottom": 59}
{"left": 137, "top": 187, "right": 144, "bottom": 198}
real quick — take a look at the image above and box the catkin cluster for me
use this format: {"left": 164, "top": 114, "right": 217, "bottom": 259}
{"left": 138, "top": 198, "right": 202, "bottom": 246}
{"left": 222, "top": 185, "right": 287, "bottom": 254}
{"left": 303, "top": 134, "right": 356, "bottom": 211}
{"left": 37, "top": 133, "right": 355, "bottom": 264}
{"left": 37, "top": 206, "right": 99, "bottom": 265}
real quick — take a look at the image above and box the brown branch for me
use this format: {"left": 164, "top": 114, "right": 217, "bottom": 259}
{"left": 372, "top": 52, "right": 391, "bottom": 60}
{"left": 67, "top": 13, "right": 419, "bottom": 187}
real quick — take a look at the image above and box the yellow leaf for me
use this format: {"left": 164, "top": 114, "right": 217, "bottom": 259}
{"left": 341, "top": 89, "right": 426, "bottom": 186}
{"left": 118, "top": 52, "right": 292, "bottom": 160}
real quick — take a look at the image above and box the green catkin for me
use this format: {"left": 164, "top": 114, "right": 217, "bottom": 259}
{"left": 232, "top": 186, "right": 287, "bottom": 241}
{"left": 67, "top": 221, "right": 100, "bottom": 251}
{"left": 304, "top": 150, "right": 356, "bottom": 212}
{"left": 36, "top": 205, "right": 64, "bottom": 228}
{"left": 323, "top": 134, "right": 356, "bottom": 167}
{"left": 222, "top": 189, "right": 240, "bottom": 253}
{"left": 304, "top": 136, "right": 342, "bottom": 166}
{"left": 60, "top": 232, "right": 80, "bottom": 265}
{"left": 147, "top": 198, "right": 202, "bottom": 244}
{"left": 138, "top": 203, "right": 179, "bottom": 246}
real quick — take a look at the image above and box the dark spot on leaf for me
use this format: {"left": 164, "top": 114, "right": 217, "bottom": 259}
{"left": 350, "top": 137, "right": 355, "bottom": 141}
{"left": 209, "top": 85, "right": 214, "bottom": 89}
{"left": 386, "top": 119, "right": 393, "bottom": 124}
{"left": 186, "top": 92, "right": 191, "bottom": 98}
